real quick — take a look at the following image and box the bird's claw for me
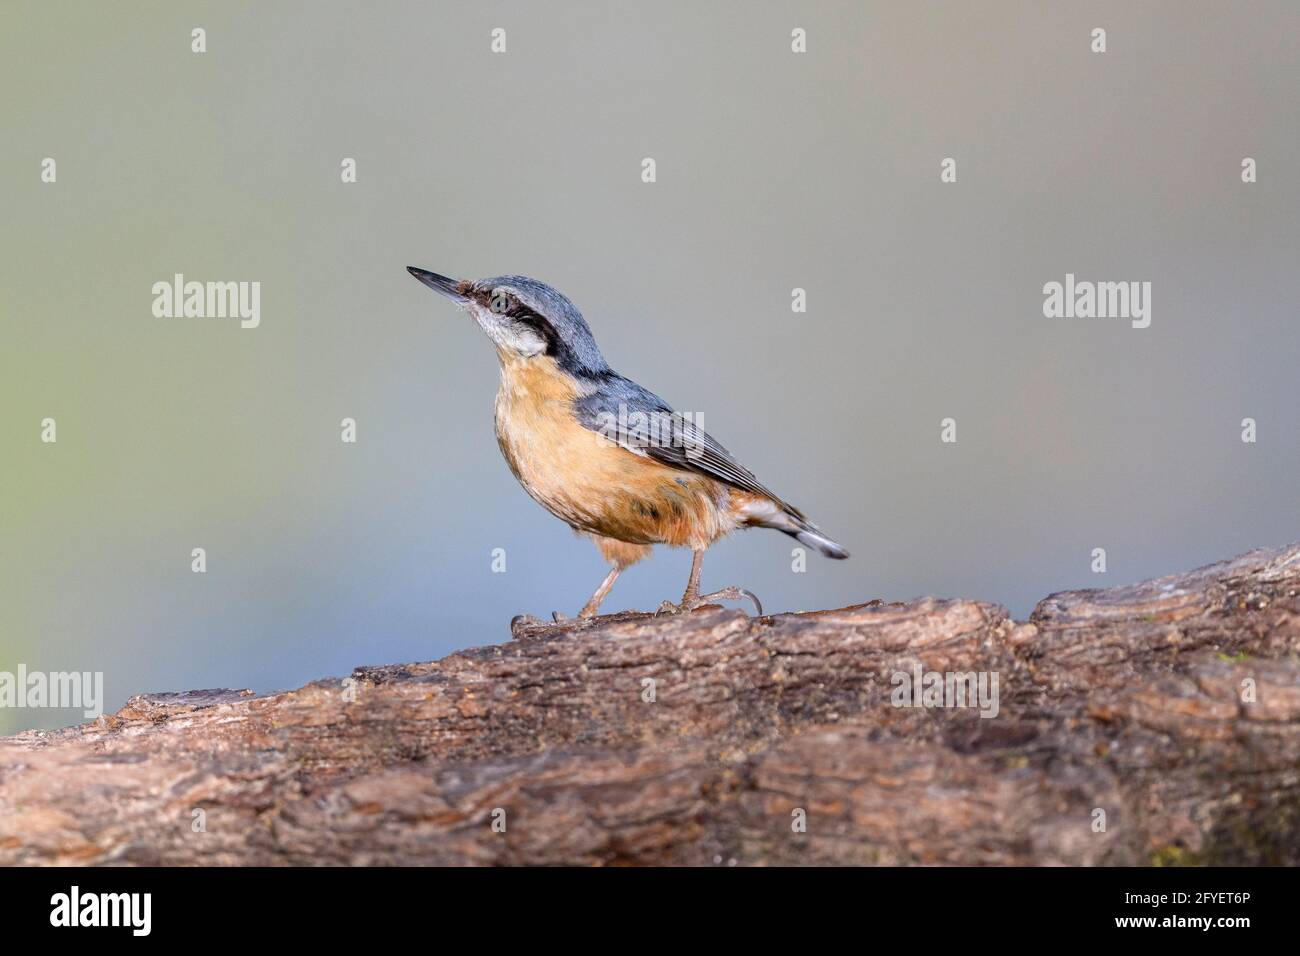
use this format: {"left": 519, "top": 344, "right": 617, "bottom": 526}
{"left": 697, "top": 587, "right": 763, "bottom": 616}
{"left": 657, "top": 588, "right": 764, "bottom": 617}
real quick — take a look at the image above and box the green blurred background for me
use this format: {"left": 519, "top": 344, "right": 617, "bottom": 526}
{"left": 3, "top": 1, "right": 1297, "bottom": 733}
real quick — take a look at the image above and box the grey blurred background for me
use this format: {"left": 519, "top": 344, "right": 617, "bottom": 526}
{"left": 3, "top": 1, "right": 1297, "bottom": 733}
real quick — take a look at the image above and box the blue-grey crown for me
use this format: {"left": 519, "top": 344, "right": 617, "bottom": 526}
{"left": 478, "top": 275, "right": 610, "bottom": 378}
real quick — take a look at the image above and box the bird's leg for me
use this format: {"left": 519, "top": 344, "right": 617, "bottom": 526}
{"left": 659, "top": 548, "right": 764, "bottom": 616}
{"left": 575, "top": 566, "right": 622, "bottom": 620}
{"left": 681, "top": 548, "right": 704, "bottom": 606}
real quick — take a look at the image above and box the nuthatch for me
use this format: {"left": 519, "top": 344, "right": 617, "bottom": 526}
{"left": 408, "top": 267, "right": 848, "bottom": 619}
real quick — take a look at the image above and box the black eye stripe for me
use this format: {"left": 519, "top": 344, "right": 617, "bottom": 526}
{"left": 483, "top": 290, "right": 537, "bottom": 321}
{"left": 477, "top": 290, "right": 561, "bottom": 355}
{"left": 509, "top": 306, "right": 559, "bottom": 349}
{"left": 507, "top": 304, "right": 546, "bottom": 326}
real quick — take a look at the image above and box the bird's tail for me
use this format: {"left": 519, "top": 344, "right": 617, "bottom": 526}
{"left": 744, "top": 499, "right": 849, "bottom": 559}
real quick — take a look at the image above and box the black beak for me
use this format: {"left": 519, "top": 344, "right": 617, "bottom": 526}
{"left": 407, "top": 266, "right": 468, "bottom": 301}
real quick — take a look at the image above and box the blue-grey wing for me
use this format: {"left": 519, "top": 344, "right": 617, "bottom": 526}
{"left": 573, "top": 374, "right": 790, "bottom": 508}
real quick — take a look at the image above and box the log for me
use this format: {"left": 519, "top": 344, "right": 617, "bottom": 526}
{"left": 2, "top": 543, "right": 1298, "bottom": 866}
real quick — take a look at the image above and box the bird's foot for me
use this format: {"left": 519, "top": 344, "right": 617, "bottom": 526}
{"left": 695, "top": 587, "right": 764, "bottom": 616}
{"left": 657, "top": 587, "right": 763, "bottom": 617}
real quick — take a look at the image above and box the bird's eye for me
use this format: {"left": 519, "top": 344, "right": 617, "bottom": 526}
{"left": 489, "top": 289, "right": 513, "bottom": 315}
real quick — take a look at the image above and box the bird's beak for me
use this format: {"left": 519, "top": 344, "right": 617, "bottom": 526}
{"left": 407, "top": 266, "right": 468, "bottom": 303}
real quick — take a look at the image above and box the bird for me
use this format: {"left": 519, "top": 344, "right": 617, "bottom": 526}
{"left": 407, "top": 266, "right": 849, "bottom": 620}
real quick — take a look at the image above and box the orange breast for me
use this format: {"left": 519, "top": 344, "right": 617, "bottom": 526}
{"left": 493, "top": 357, "right": 735, "bottom": 549}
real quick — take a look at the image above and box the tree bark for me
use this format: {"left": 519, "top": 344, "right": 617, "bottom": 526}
{"left": 2, "top": 543, "right": 1298, "bottom": 866}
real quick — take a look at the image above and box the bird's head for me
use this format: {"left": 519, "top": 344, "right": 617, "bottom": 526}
{"left": 407, "top": 267, "right": 609, "bottom": 377}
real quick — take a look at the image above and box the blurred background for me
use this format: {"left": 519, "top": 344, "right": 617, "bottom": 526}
{"left": 3, "top": 1, "right": 1297, "bottom": 733}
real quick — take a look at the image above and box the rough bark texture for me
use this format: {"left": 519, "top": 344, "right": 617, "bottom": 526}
{"left": 2, "top": 543, "right": 1298, "bottom": 866}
